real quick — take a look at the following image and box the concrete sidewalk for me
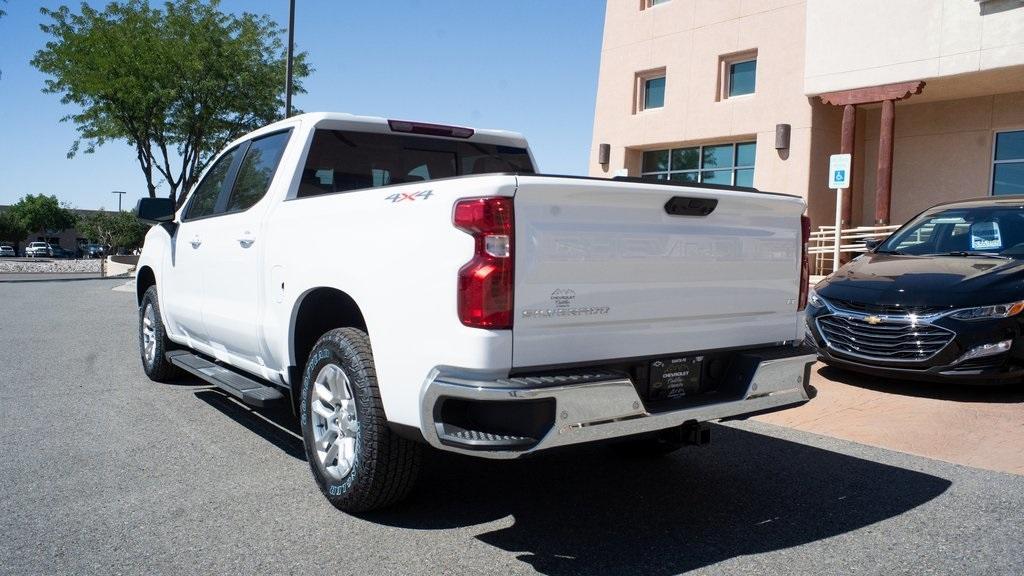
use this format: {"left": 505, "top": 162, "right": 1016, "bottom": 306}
{"left": 0, "top": 272, "right": 104, "bottom": 283}
{"left": 757, "top": 363, "right": 1024, "bottom": 475}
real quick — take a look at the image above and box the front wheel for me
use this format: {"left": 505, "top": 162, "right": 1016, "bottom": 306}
{"left": 138, "top": 286, "right": 179, "bottom": 382}
{"left": 300, "top": 328, "right": 422, "bottom": 512}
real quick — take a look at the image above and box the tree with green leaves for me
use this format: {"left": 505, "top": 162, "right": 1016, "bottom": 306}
{"left": 0, "top": 210, "right": 27, "bottom": 244}
{"left": 6, "top": 194, "right": 76, "bottom": 237}
{"left": 77, "top": 209, "right": 148, "bottom": 252}
{"left": 32, "top": 0, "right": 311, "bottom": 207}
{"left": 76, "top": 210, "right": 117, "bottom": 249}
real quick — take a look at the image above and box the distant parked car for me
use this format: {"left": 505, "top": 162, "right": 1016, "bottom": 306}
{"left": 0, "top": 245, "right": 15, "bottom": 257}
{"left": 806, "top": 195, "right": 1024, "bottom": 384}
{"left": 24, "top": 242, "right": 53, "bottom": 258}
{"left": 49, "top": 245, "right": 75, "bottom": 259}
{"left": 81, "top": 244, "right": 105, "bottom": 258}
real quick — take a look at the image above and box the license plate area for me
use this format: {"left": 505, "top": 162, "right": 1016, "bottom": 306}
{"left": 647, "top": 355, "right": 704, "bottom": 401}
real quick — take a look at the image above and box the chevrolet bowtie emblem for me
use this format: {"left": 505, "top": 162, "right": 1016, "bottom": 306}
{"left": 864, "top": 315, "right": 883, "bottom": 325}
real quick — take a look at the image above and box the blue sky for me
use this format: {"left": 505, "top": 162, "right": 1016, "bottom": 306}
{"left": 0, "top": 0, "right": 605, "bottom": 210}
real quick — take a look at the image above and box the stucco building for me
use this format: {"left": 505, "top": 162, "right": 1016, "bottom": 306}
{"left": 589, "top": 0, "right": 1024, "bottom": 230}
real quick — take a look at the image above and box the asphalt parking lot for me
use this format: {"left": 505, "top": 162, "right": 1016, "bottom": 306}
{"left": 1, "top": 279, "right": 1022, "bottom": 575}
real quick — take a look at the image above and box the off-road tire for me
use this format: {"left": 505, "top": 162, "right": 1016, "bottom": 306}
{"left": 300, "top": 328, "right": 422, "bottom": 512}
{"left": 138, "top": 285, "right": 180, "bottom": 382}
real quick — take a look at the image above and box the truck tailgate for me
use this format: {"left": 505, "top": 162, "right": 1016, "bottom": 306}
{"left": 512, "top": 176, "right": 804, "bottom": 368}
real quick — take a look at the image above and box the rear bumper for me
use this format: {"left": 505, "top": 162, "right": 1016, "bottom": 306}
{"left": 419, "top": 349, "right": 816, "bottom": 459}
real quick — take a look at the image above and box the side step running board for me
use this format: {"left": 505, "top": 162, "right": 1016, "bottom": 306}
{"left": 166, "top": 350, "right": 285, "bottom": 408}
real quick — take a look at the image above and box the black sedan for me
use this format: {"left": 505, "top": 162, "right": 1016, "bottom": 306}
{"left": 805, "top": 196, "right": 1024, "bottom": 384}
{"left": 81, "top": 244, "right": 105, "bottom": 258}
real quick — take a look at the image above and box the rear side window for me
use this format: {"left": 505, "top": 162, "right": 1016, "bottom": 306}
{"left": 297, "top": 129, "right": 534, "bottom": 198}
{"left": 224, "top": 130, "right": 292, "bottom": 213}
{"left": 185, "top": 146, "right": 242, "bottom": 220}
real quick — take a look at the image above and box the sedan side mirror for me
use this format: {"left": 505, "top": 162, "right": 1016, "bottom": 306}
{"left": 862, "top": 237, "right": 880, "bottom": 250}
{"left": 136, "top": 197, "right": 176, "bottom": 224}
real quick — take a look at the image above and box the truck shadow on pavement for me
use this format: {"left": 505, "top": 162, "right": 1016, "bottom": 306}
{"left": 372, "top": 425, "right": 952, "bottom": 576}
{"left": 190, "top": 385, "right": 952, "bottom": 576}
{"left": 817, "top": 365, "right": 1024, "bottom": 404}
{"left": 193, "top": 389, "right": 306, "bottom": 460}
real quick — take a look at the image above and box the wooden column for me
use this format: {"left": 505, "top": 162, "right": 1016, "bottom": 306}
{"left": 819, "top": 81, "right": 924, "bottom": 227}
{"left": 840, "top": 104, "right": 856, "bottom": 226}
{"left": 875, "top": 99, "right": 895, "bottom": 225}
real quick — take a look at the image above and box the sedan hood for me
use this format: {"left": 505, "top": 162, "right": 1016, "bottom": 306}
{"left": 817, "top": 253, "right": 1024, "bottom": 308}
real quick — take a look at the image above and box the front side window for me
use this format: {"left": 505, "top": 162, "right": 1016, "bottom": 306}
{"left": 879, "top": 206, "right": 1024, "bottom": 257}
{"left": 185, "top": 146, "right": 241, "bottom": 220}
{"left": 296, "top": 130, "right": 534, "bottom": 198}
{"left": 224, "top": 130, "right": 292, "bottom": 213}
{"left": 641, "top": 141, "right": 756, "bottom": 187}
{"left": 993, "top": 130, "right": 1024, "bottom": 196}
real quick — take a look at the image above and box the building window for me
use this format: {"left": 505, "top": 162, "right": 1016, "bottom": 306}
{"left": 728, "top": 60, "right": 756, "bottom": 97}
{"left": 719, "top": 50, "right": 757, "bottom": 100}
{"left": 993, "top": 130, "right": 1024, "bottom": 196}
{"left": 641, "top": 141, "right": 756, "bottom": 187}
{"left": 635, "top": 68, "right": 666, "bottom": 113}
{"left": 645, "top": 0, "right": 670, "bottom": 7}
{"left": 644, "top": 77, "right": 666, "bottom": 109}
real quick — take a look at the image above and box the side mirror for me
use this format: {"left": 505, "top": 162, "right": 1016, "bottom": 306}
{"left": 862, "top": 237, "right": 880, "bottom": 250}
{"left": 135, "top": 197, "right": 176, "bottom": 224}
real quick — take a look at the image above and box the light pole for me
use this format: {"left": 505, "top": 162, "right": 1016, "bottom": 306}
{"left": 284, "top": 0, "right": 295, "bottom": 118}
{"left": 111, "top": 190, "right": 127, "bottom": 212}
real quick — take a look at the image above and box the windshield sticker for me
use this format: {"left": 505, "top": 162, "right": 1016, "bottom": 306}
{"left": 970, "top": 221, "right": 1002, "bottom": 250}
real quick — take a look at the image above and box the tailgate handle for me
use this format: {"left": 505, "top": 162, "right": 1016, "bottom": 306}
{"left": 665, "top": 196, "right": 718, "bottom": 217}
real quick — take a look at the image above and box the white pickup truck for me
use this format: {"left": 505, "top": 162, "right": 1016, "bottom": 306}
{"left": 135, "top": 112, "right": 816, "bottom": 512}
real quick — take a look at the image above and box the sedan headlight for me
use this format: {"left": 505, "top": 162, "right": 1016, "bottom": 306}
{"left": 949, "top": 301, "right": 1024, "bottom": 321}
{"left": 807, "top": 289, "right": 825, "bottom": 308}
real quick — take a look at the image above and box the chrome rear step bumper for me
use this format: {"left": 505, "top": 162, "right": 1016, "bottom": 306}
{"left": 419, "top": 351, "right": 816, "bottom": 459}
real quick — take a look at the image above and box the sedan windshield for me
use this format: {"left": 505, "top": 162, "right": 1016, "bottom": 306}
{"left": 878, "top": 205, "right": 1024, "bottom": 258}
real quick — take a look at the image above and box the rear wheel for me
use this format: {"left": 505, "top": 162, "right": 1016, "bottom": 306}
{"left": 138, "top": 286, "right": 179, "bottom": 382}
{"left": 300, "top": 328, "right": 422, "bottom": 512}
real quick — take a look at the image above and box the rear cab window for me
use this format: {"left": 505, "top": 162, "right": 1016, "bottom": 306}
{"left": 296, "top": 130, "right": 534, "bottom": 198}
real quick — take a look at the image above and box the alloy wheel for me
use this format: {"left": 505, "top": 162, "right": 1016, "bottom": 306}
{"left": 311, "top": 364, "right": 359, "bottom": 481}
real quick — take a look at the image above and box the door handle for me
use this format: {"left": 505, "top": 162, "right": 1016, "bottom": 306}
{"left": 190, "top": 235, "right": 202, "bottom": 249}
{"left": 237, "top": 232, "right": 256, "bottom": 248}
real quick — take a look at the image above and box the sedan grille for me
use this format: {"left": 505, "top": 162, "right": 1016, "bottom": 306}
{"left": 816, "top": 315, "right": 954, "bottom": 362}
{"left": 828, "top": 298, "right": 950, "bottom": 317}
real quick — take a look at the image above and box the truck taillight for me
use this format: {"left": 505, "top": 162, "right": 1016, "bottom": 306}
{"left": 454, "top": 197, "right": 514, "bottom": 329}
{"left": 798, "top": 214, "right": 810, "bottom": 311}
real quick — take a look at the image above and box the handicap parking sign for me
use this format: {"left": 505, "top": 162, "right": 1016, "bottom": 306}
{"left": 829, "top": 154, "right": 851, "bottom": 189}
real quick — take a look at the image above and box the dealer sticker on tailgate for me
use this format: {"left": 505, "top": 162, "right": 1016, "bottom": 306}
{"left": 649, "top": 356, "right": 703, "bottom": 400}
